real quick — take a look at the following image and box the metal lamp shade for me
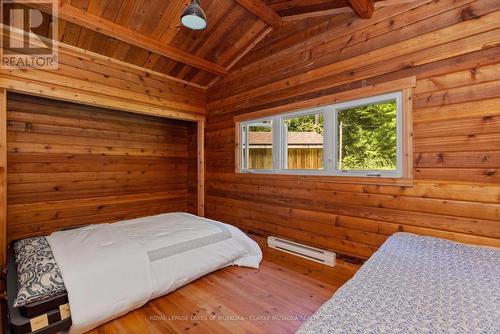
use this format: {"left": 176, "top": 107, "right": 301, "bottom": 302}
{"left": 181, "top": 0, "right": 207, "bottom": 30}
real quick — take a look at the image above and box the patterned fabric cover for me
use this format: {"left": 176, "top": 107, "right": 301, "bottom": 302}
{"left": 13, "top": 236, "right": 66, "bottom": 307}
{"left": 297, "top": 233, "right": 500, "bottom": 334}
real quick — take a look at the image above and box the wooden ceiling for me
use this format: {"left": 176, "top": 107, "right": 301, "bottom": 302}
{"left": 32, "top": 0, "right": 385, "bottom": 87}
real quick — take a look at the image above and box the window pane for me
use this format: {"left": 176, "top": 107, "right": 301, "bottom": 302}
{"left": 337, "top": 100, "right": 397, "bottom": 171}
{"left": 284, "top": 114, "right": 324, "bottom": 170}
{"left": 247, "top": 120, "right": 273, "bottom": 169}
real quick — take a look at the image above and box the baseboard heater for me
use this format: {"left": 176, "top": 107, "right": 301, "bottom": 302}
{"left": 267, "top": 236, "right": 336, "bottom": 267}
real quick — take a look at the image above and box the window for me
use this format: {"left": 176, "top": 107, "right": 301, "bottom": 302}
{"left": 284, "top": 112, "right": 324, "bottom": 170}
{"left": 239, "top": 91, "right": 405, "bottom": 178}
{"left": 241, "top": 119, "right": 274, "bottom": 170}
{"left": 334, "top": 93, "right": 402, "bottom": 177}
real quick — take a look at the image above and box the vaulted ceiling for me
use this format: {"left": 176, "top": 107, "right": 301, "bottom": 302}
{"left": 31, "top": 0, "right": 405, "bottom": 87}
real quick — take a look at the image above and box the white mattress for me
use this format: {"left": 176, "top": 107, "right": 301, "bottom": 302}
{"left": 47, "top": 212, "right": 262, "bottom": 334}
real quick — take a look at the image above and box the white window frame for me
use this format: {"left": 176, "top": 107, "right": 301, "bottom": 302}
{"left": 239, "top": 91, "right": 403, "bottom": 178}
{"left": 333, "top": 91, "right": 403, "bottom": 178}
{"left": 280, "top": 106, "right": 332, "bottom": 174}
{"left": 240, "top": 118, "right": 277, "bottom": 173}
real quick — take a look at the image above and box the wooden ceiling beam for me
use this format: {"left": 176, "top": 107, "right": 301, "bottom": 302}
{"left": 233, "top": 0, "right": 283, "bottom": 29}
{"left": 282, "top": 0, "right": 421, "bottom": 21}
{"left": 347, "top": 0, "right": 375, "bottom": 18}
{"left": 274, "top": 0, "right": 349, "bottom": 17}
{"left": 282, "top": 7, "right": 353, "bottom": 21}
{"left": 52, "top": 3, "right": 228, "bottom": 77}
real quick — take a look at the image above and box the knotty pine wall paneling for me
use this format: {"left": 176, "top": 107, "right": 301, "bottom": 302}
{"left": 7, "top": 93, "right": 198, "bottom": 241}
{"left": 205, "top": 0, "right": 500, "bottom": 260}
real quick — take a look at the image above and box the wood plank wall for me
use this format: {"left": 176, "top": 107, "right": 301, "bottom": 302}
{"left": 0, "top": 43, "right": 207, "bottom": 122}
{"left": 7, "top": 93, "right": 197, "bottom": 241}
{"left": 205, "top": 0, "right": 500, "bottom": 260}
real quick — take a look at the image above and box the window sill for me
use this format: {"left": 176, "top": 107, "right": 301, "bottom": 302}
{"left": 236, "top": 170, "right": 414, "bottom": 187}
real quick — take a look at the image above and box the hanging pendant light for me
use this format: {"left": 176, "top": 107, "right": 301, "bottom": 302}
{"left": 181, "top": 0, "right": 207, "bottom": 30}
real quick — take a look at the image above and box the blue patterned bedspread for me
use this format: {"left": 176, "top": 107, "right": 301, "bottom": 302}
{"left": 297, "top": 233, "right": 500, "bottom": 334}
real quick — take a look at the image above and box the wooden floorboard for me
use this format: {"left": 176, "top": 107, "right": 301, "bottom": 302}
{"left": 88, "top": 247, "right": 359, "bottom": 334}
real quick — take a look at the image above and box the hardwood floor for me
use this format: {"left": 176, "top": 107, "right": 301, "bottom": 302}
{"left": 88, "top": 246, "right": 359, "bottom": 334}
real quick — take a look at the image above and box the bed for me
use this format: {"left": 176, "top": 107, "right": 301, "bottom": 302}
{"left": 11, "top": 212, "right": 262, "bottom": 334}
{"left": 297, "top": 232, "right": 500, "bottom": 334}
